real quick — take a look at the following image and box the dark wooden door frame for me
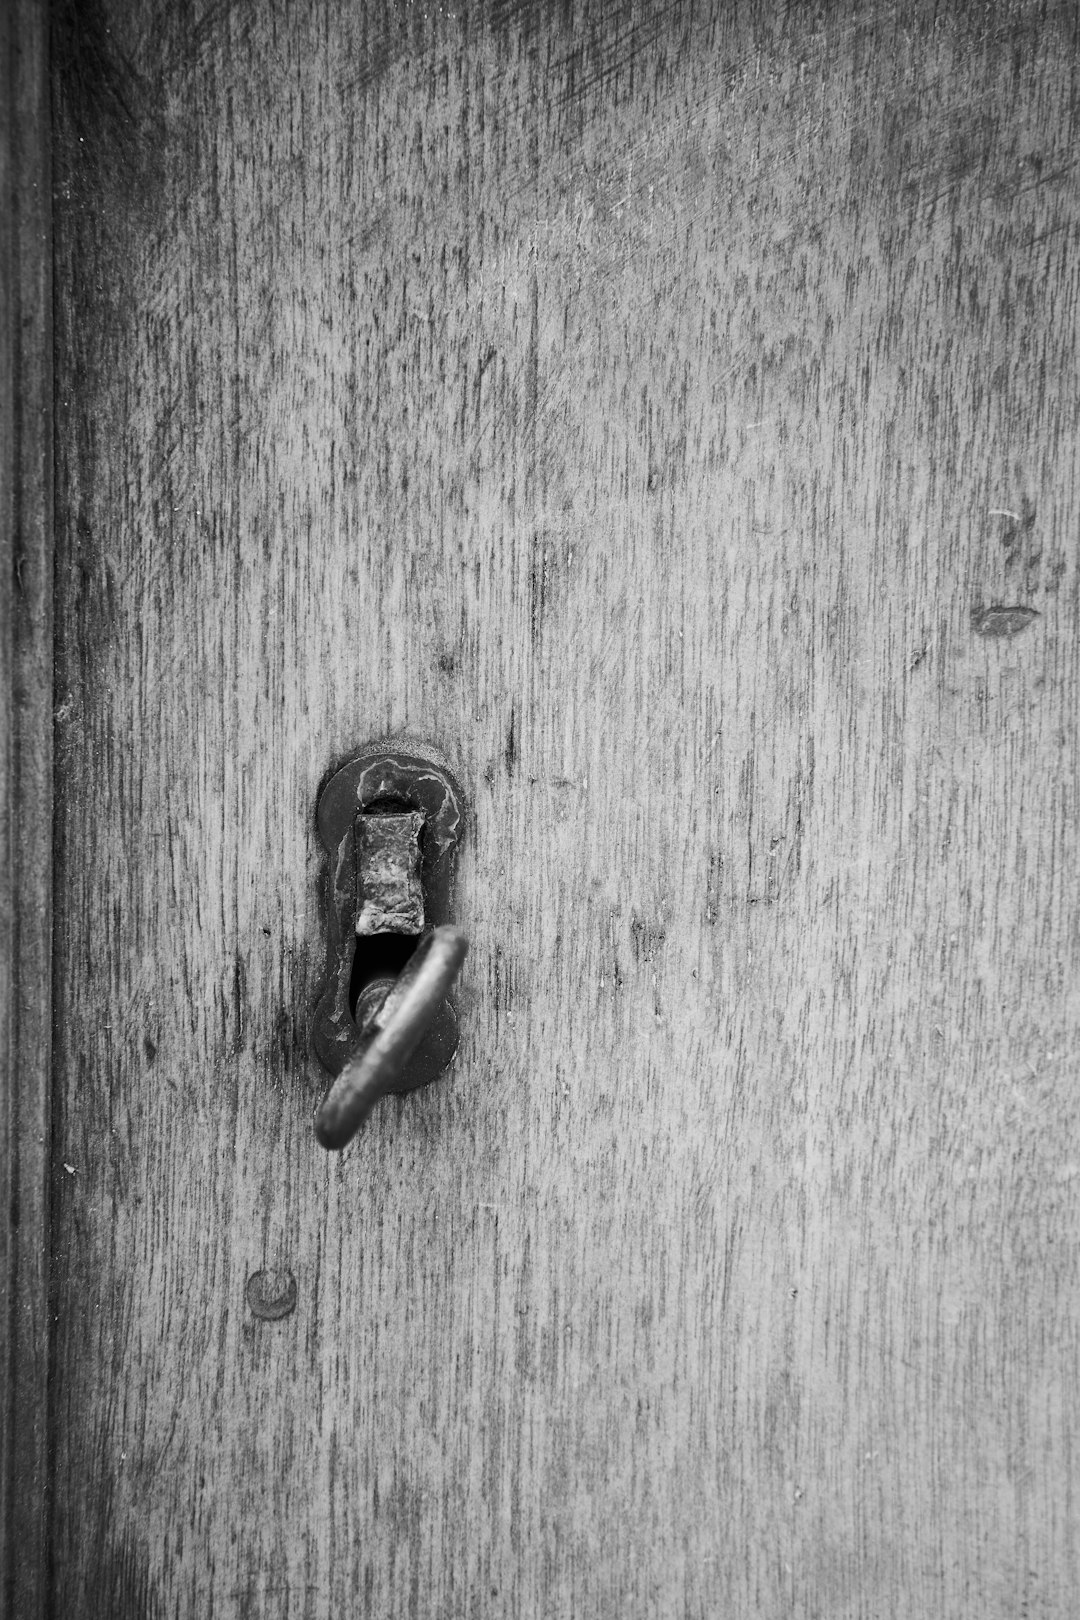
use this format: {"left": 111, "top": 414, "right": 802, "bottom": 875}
{"left": 1, "top": 2, "right": 52, "bottom": 1616}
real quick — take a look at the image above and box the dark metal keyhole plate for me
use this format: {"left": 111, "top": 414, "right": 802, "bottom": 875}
{"left": 311, "top": 743, "right": 465, "bottom": 1088}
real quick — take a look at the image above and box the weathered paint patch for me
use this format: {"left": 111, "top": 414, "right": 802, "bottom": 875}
{"left": 970, "top": 605, "right": 1040, "bottom": 638}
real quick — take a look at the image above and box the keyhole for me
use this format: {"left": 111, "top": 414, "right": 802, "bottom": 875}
{"left": 349, "top": 931, "right": 419, "bottom": 1018}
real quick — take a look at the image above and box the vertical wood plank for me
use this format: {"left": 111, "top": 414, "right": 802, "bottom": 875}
{"left": 51, "top": 2, "right": 1080, "bottom": 1615}
{"left": 0, "top": 2, "right": 52, "bottom": 1616}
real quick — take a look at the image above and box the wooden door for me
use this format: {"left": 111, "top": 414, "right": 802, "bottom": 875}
{"left": 17, "top": 0, "right": 1080, "bottom": 1612}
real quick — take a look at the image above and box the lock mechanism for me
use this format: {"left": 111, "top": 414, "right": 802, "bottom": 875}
{"left": 311, "top": 744, "right": 468, "bottom": 1149}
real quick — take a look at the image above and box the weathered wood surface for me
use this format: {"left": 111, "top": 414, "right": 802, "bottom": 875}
{"left": 52, "top": 2, "right": 1080, "bottom": 1615}
{"left": 1, "top": 3, "right": 52, "bottom": 1615}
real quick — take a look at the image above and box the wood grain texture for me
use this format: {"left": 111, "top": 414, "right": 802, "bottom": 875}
{"left": 1, "top": 3, "right": 52, "bottom": 1616}
{"left": 52, "top": 2, "right": 1080, "bottom": 1614}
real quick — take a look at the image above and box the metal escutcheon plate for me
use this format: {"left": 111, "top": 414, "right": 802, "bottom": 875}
{"left": 310, "top": 741, "right": 465, "bottom": 1091}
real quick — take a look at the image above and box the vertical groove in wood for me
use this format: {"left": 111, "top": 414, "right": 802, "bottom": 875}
{"left": 0, "top": 2, "right": 53, "bottom": 1616}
